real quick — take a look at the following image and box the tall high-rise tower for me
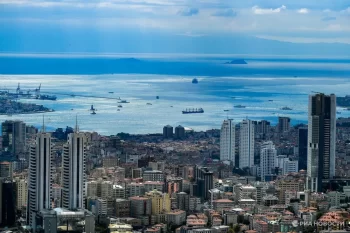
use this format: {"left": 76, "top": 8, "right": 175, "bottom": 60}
{"left": 278, "top": 117, "right": 291, "bottom": 133}
{"left": 239, "top": 119, "right": 255, "bottom": 169}
{"left": 220, "top": 119, "right": 235, "bottom": 164}
{"left": 1, "top": 120, "right": 26, "bottom": 158}
{"left": 61, "top": 120, "right": 86, "bottom": 210}
{"left": 298, "top": 127, "right": 308, "bottom": 171}
{"left": 260, "top": 141, "right": 277, "bottom": 182}
{"left": 307, "top": 93, "right": 336, "bottom": 192}
{"left": 27, "top": 125, "right": 53, "bottom": 227}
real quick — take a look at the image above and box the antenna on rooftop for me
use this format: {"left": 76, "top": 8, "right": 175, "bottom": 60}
{"left": 42, "top": 114, "right": 46, "bottom": 133}
{"left": 75, "top": 114, "right": 79, "bottom": 133}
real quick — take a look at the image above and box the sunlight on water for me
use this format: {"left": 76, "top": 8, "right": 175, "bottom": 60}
{"left": 1, "top": 59, "right": 350, "bottom": 134}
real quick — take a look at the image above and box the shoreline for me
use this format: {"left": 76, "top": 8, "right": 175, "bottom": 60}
{"left": 0, "top": 110, "right": 54, "bottom": 116}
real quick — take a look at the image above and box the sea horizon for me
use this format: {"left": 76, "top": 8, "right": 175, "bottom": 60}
{"left": 0, "top": 54, "right": 350, "bottom": 135}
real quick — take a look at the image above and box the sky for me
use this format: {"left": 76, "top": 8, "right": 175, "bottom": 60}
{"left": 0, "top": 0, "right": 350, "bottom": 54}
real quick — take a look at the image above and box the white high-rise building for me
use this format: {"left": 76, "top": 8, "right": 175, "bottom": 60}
{"left": 260, "top": 141, "right": 277, "bottom": 181}
{"left": 220, "top": 119, "right": 235, "bottom": 164}
{"left": 307, "top": 93, "right": 336, "bottom": 192}
{"left": 27, "top": 130, "right": 53, "bottom": 228}
{"left": 62, "top": 124, "right": 86, "bottom": 210}
{"left": 239, "top": 119, "right": 255, "bottom": 168}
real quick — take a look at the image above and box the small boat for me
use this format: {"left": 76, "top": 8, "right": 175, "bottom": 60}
{"left": 146, "top": 103, "right": 152, "bottom": 105}
{"left": 156, "top": 96, "right": 159, "bottom": 99}
{"left": 170, "top": 106, "right": 173, "bottom": 107}
{"left": 71, "top": 94, "right": 75, "bottom": 97}
{"left": 231, "top": 97, "right": 236, "bottom": 99}
{"left": 234, "top": 105, "right": 246, "bottom": 108}
{"left": 90, "top": 105, "right": 97, "bottom": 111}
{"left": 268, "top": 100, "right": 273, "bottom": 102}
{"left": 192, "top": 78, "right": 198, "bottom": 84}
{"left": 118, "top": 105, "right": 122, "bottom": 108}
{"left": 109, "top": 92, "right": 114, "bottom": 94}
{"left": 281, "top": 107, "right": 292, "bottom": 110}
{"left": 224, "top": 110, "right": 229, "bottom": 112}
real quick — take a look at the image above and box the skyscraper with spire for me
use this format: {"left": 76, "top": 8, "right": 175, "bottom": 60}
{"left": 27, "top": 116, "right": 53, "bottom": 227}
{"left": 61, "top": 116, "right": 86, "bottom": 210}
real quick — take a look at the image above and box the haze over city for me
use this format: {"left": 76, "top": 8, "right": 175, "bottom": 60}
{"left": 0, "top": 1, "right": 350, "bottom": 233}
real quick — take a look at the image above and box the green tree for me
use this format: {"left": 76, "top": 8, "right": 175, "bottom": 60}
{"left": 316, "top": 211, "right": 324, "bottom": 220}
{"left": 242, "top": 219, "right": 250, "bottom": 225}
{"left": 286, "top": 206, "right": 295, "bottom": 215}
{"left": 302, "top": 225, "right": 315, "bottom": 233}
{"left": 233, "top": 224, "right": 240, "bottom": 233}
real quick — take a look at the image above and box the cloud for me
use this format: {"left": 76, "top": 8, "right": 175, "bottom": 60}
{"left": 322, "top": 16, "right": 336, "bottom": 21}
{"left": 252, "top": 5, "right": 286, "bottom": 15}
{"left": 256, "top": 35, "right": 350, "bottom": 44}
{"left": 297, "top": 8, "right": 309, "bottom": 14}
{"left": 211, "top": 9, "right": 237, "bottom": 17}
{"left": 326, "top": 24, "right": 342, "bottom": 31}
{"left": 177, "top": 7, "right": 199, "bottom": 16}
{"left": 176, "top": 31, "right": 205, "bottom": 37}
{"left": 341, "top": 7, "right": 350, "bottom": 14}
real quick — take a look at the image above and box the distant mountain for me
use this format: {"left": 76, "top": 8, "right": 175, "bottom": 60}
{"left": 117, "top": 58, "right": 142, "bottom": 62}
{"left": 224, "top": 59, "right": 247, "bottom": 64}
{"left": 1, "top": 27, "right": 350, "bottom": 56}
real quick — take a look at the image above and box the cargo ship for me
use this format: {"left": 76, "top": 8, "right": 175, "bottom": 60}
{"left": 38, "top": 94, "right": 57, "bottom": 101}
{"left": 182, "top": 108, "right": 204, "bottom": 114}
{"left": 118, "top": 100, "right": 130, "bottom": 103}
{"left": 234, "top": 105, "right": 246, "bottom": 108}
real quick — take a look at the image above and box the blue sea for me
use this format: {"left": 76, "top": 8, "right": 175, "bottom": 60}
{"left": 0, "top": 53, "right": 350, "bottom": 135}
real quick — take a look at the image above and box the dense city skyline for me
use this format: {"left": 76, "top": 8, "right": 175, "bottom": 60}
{"left": 1, "top": 1, "right": 350, "bottom": 233}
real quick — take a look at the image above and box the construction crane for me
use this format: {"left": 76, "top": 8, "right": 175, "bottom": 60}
{"left": 0, "top": 84, "right": 121, "bottom": 100}
{"left": 35, "top": 84, "right": 41, "bottom": 97}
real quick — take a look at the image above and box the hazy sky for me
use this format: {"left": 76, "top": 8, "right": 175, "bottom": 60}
{"left": 0, "top": 0, "right": 349, "bottom": 51}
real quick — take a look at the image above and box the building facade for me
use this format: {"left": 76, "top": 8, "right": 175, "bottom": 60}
{"left": 307, "top": 93, "right": 336, "bottom": 192}
{"left": 62, "top": 130, "right": 86, "bottom": 210}
{"left": 298, "top": 127, "right": 308, "bottom": 171}
{"left": 260, "top": 141, "right": 277, "bottom": 182}
{"left": 27, "top": 131, "right": 54, "bottom": 228}
{"left": 239, "top": 120, "right": 255, "bottom": 169}
{"left": 1, "top": 120, "right": 26, "bottom": 158}
{"left": 278, "top": 117, "right": 290, "bottom": 133}
{"left": 220, "top": 119, "right": 235, "bottom": 164}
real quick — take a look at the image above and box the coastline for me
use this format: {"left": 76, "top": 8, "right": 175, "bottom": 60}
{"left": 0, "top": 110, "right": 54, "bottom": 116}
